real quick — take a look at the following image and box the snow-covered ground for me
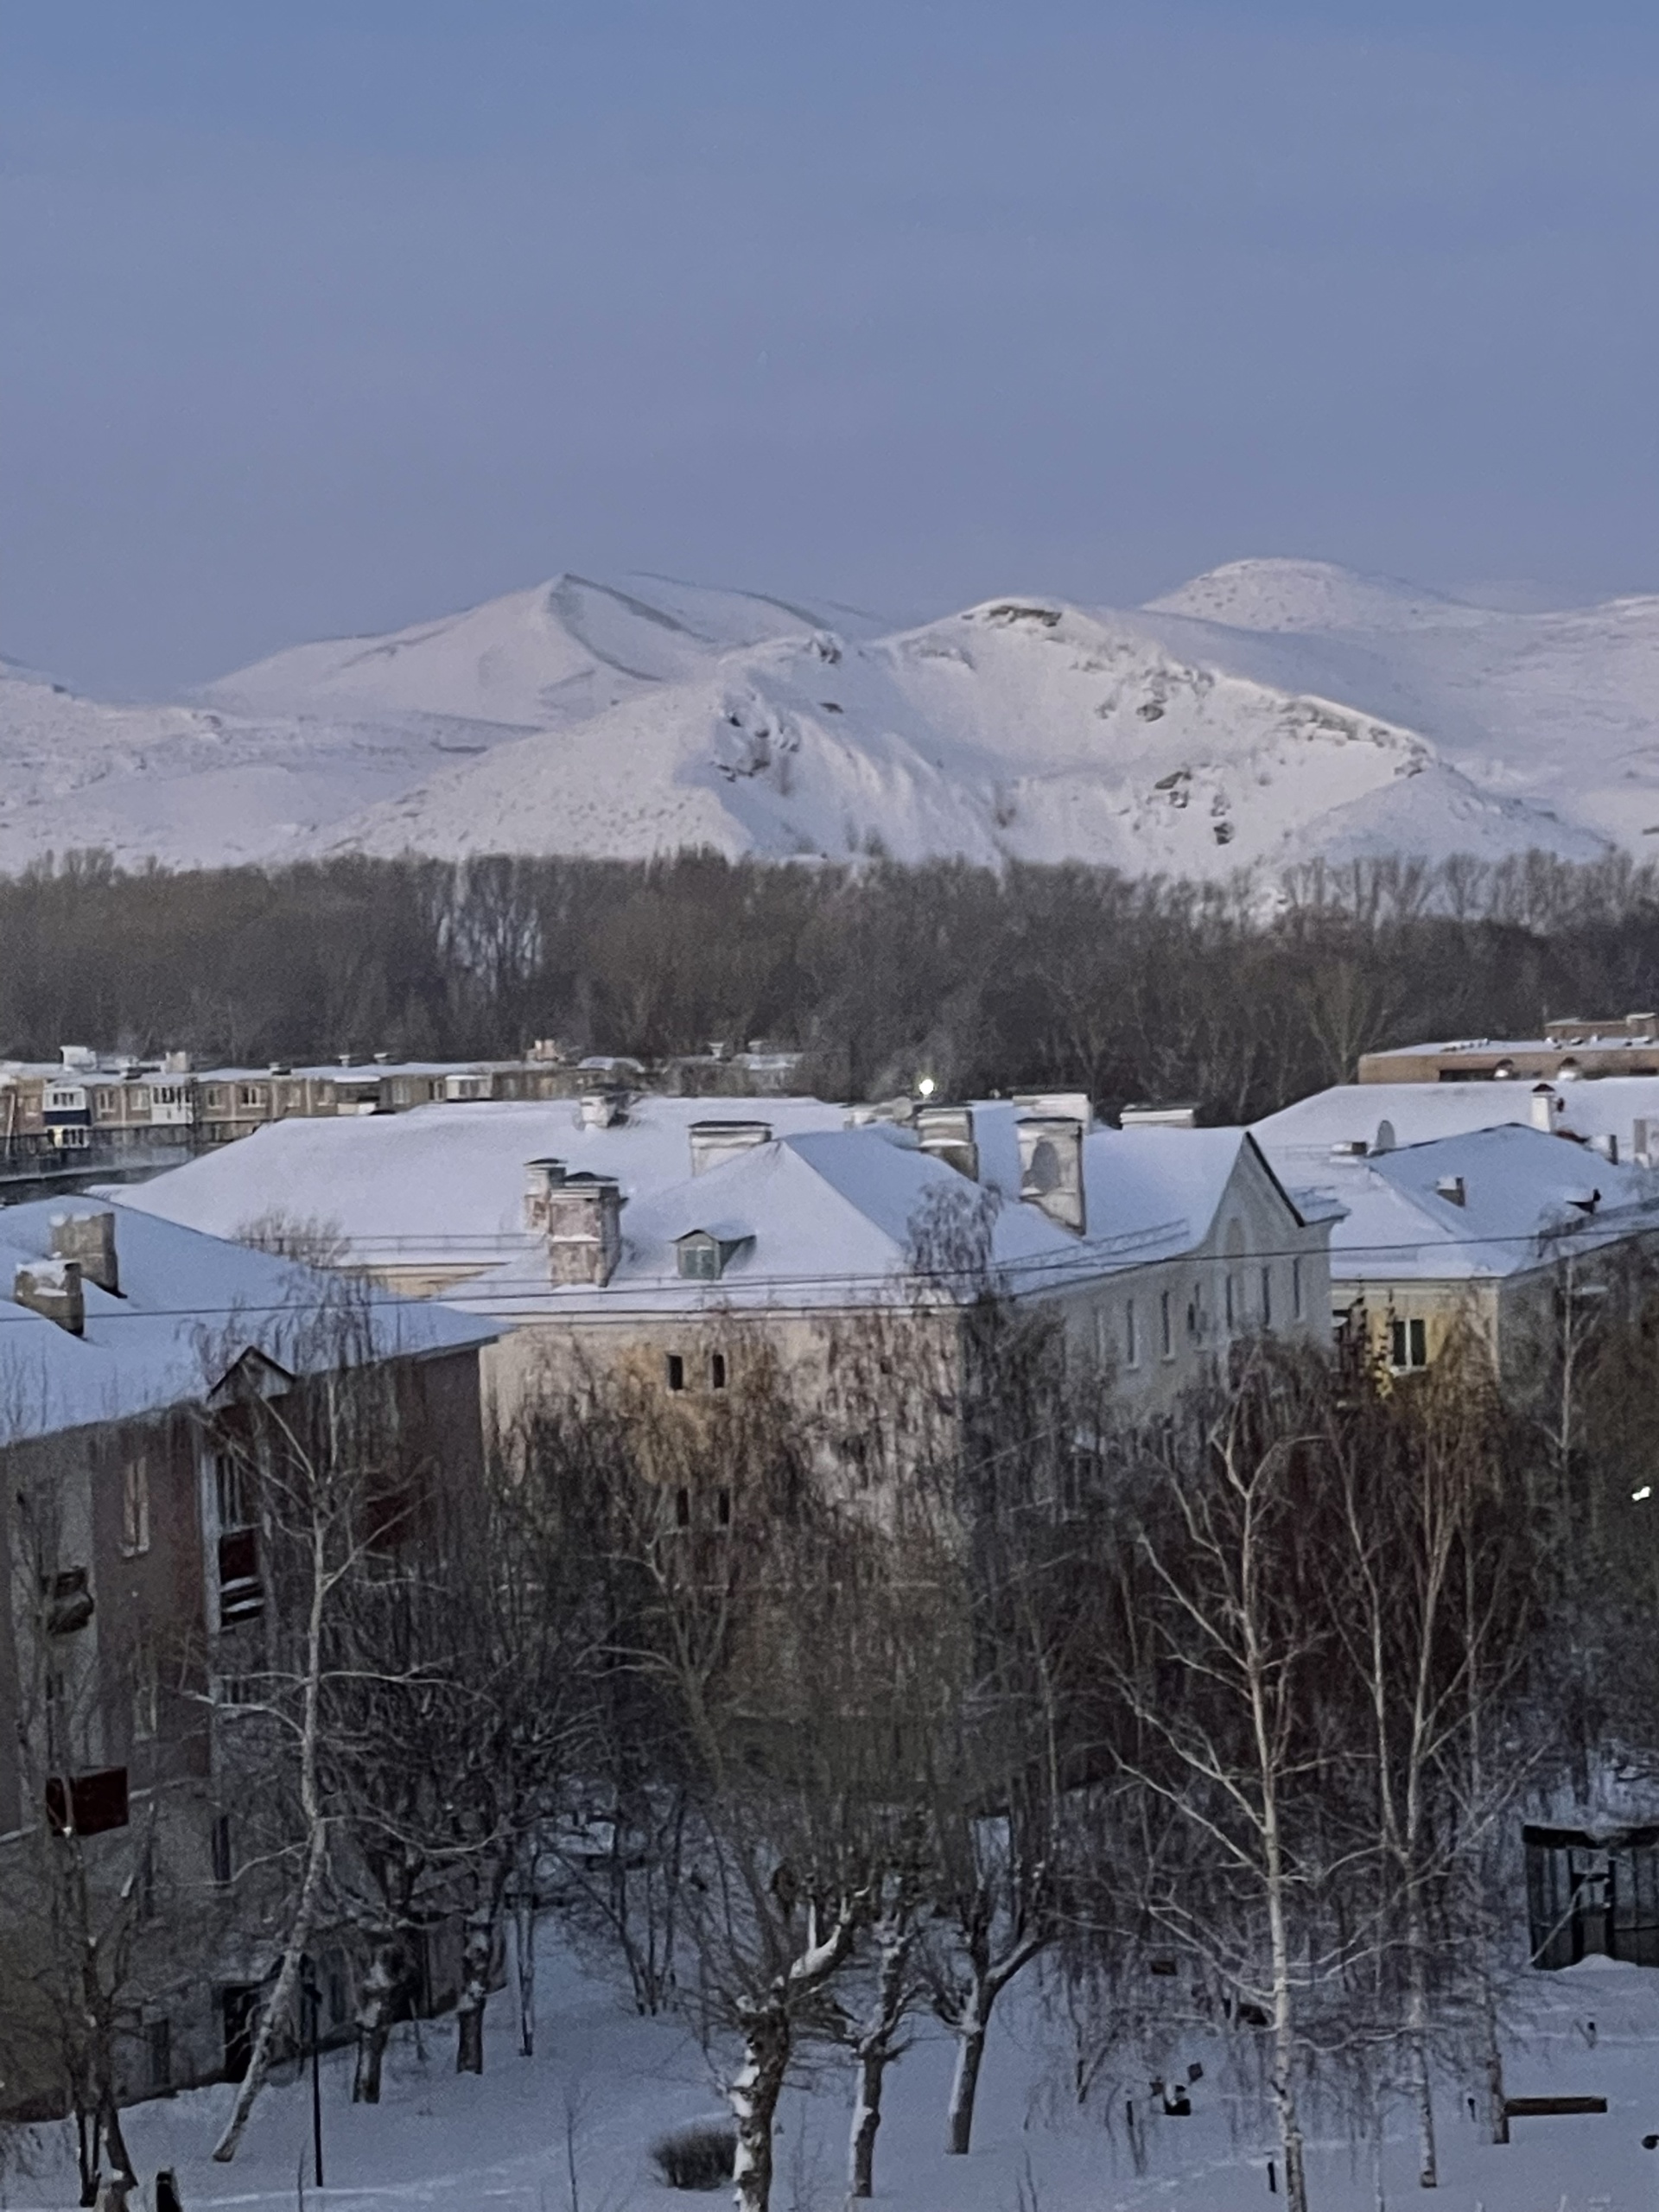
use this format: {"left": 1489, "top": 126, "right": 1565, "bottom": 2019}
{"left": 5, "top": 558, "right": 1658, "bottom": 878}
{"left": 11, "top": 1936, "right": 1659, "bottom": 2211}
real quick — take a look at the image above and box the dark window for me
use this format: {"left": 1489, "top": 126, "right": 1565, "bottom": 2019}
{"left": 217, "top": 1528, "right": 264, "bottom": 1622}
{"left": 211, "top": 1813, "right": 234, "bottom": 1886}
{"left": 1390, "top": 1316, "right": 1429, "bottom": 1371}
{"left": 45, "top": 1767, "right": 130, "bottom": 1836}
{"left": 710, "top": 1351, "right": 728, "bottom": 1391}
{"left": 715, "top": 1487, "right": 732, "bottom": 1529}
{"left": 1260, "top": 1267, "right": 1273, "bottom": 1328}
{"left": 1160, "top": 1291, "right": 1174, "bottom": 1359}
{"left": 665, "top": 1353, "right": 685, "bottom": 1392}
{"left": 42, "top": 1566, "right": 94, "bottom": 1636}
{"left": 674, "top": 1487, "right": 691, "bottom": 1530}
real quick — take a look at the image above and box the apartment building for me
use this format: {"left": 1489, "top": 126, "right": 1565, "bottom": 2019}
{"left": 107, "top": 1092, "right": 1341, "bottom": 1439}
{"left": 1357, "top": 1010, "right": 1659, "bottom": 1084}
{"left": 0, "top": 1201, "right": 495, "bottom": 2112}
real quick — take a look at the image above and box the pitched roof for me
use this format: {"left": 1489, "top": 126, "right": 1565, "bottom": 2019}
{"left": 1268, "top": 1123, "right": 1659, "bottom": 1284}
{"left": 0, "top": 1200, "right": 495, "bottom": 1445}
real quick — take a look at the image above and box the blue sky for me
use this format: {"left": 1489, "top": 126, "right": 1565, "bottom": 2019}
{"left": 5, "top": 2, "right": 1659, "bottom": 695}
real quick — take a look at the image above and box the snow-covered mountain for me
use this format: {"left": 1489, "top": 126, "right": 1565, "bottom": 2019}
{"left": 3, "top": 560, "right": 1654, "bottom": 877}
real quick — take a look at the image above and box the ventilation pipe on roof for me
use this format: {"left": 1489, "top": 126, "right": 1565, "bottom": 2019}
{"left": 523, "top": 1160, "right": 622, "bottom": 1286}
{"left": 578, "top": 1091, "right": 626, "bottom": 1130}
{"left": 1017, "top": 1116, "right": 1086, "bottom": 1235}
{"left": 915, "top": 1105, "right": 979, "bottom": 1180}
{"left": 1434, "top": 1175, "right": 1466, "bottom": 1207}
{"left": 50, "top": 1211, "right": 118, "bottom": 1296}
{"left": 689, "top": 1121, "right": 772, "bottom": 1177}
{"left": 15, "top": 1260, "right": 85, "bottom": 1336}
{"left": 1119, "top": 1102, "right": 1197, "bottom": 1130}
{"left": 1530, "top": 1084, "right": 1562, "bottom": 1133}
{"left": 1590, "top": 1133, "right": 1620, "bottom": 1164}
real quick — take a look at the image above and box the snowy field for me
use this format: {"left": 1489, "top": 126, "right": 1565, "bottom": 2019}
{"left": 9, "top": 1940, "right": 1659, "bottom": 2212}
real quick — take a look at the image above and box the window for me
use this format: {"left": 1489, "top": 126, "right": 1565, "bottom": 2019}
{"left": 213, "top": 1448, "right": 252, "bottom": 1531}
{"left": 130, "top": 1088, "right": 150, "bottom": 1112}
{"left": 217, "top": 1529, "right": 264, "bottom": 1622}
{"left": 1292, "top": 1256, "right": 1304, "bottom": 1319}
{"left": 673, "top": 1486, "right": 691, "bottom": 1530}
{"left": 1390, "top": 1316, "right": 1429, "bottom": 1371}
{"left": 211, "top": 1813, "right": 234, "bottom": 1885}
{"left": 1260, "top": 1266, "right": 1273, "bottom": 1329}
{"left": 1124, "top": 1299, "right": 1140, "bottom": 1369}
{"left": 237, "top": 1085, "right": 266, "bottom": 1109}
{"left": 96, "top": 1088, "right": 118, "bottom": 1116}
{"left": 1224, "top": 1273, "right": 1237, "bottom": 1331}
{"left": 1160, "top": 1290, "right": 1174, "bottom": 1360}
{"left": 143, "top": 2016, "right": 171, "bottom": 2093}
{"left": 46, "top": 1768, "right": 130, "bottom": 1836}
{"left": 715, "top": 1487, "right": 733, "bottom": 1529}
{"left": 121, "top": 1455, "right": 150, "bottom": 1557}
{"left": 206, "top": 1086, "right": 228, "bottom": 1111}
{"left": 665, "top": 1353, "right": 686, "bottom": 1393}
{"left": 42, "top": 1566, "right": 94, "bottom": 1635}
{"left": 710, "top": 1351, "right": 728, "bottom": 1391}
{"left": 1187, "top": 1281, "right": 1205, "bottom": 1341}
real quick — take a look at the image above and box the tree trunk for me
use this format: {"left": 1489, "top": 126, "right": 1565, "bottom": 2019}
{"left": 730, "top": 2006, "right": 789, "bottom": 2212}
{"left": 512, "top": 1859, "right": 536, "bottom": 2058}
{"left": 353, "top": 1934, "right": 400, "bottom": 2104}
{"left": 99, "top": 2099, "right": 137, "bottom": 2192}
{"left": 75, "top": 2106, "right": 99, "bottom": 2208}
{"left": 455, "top": 1870, "right": 503, "bottom": 2075}
{"left": 944, "top": 1994, "right": 988, "bottom": 2157}
{"left": 848, "top": 1910, "right": 912, "bottom": 2198}
{"left": 1405, "top": 1904, "right": 1437, "bottom": 2186}
{"left": 1480, "top": 1957, "right": 1509, "bottom": 2145}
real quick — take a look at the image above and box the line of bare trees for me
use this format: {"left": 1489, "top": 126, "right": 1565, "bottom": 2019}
{"left": 6, "top": 847, "right": 1659, "bottom": 1115}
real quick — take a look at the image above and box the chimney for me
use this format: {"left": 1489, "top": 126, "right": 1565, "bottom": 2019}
{"left": 1590, "top": 1133, "right": 1619, "bottom": 1164}
{"left": 578, "top": 1090, "right": 625, "bottom": 1130}
{"left": 1017, "top": 1116, "right": 1086, "bottom": 1235}
{"left": 524, "top": 1160, "right": 622, "bottom": 1285}
{"left": 1119, "top": 1102, "right": 1198, "bottom": 1130}
{"left": 1434, "top": 1175, "right": 1466, "bottom": 1207}
{"left": 1530, "top": 1084, "right": 1561, "bottom": 1132}
{"left": 689, "top": 1120, "right": 772, "bottom": 1177}
{"left": 915, "top": 1105, "right": 979, "bottom": 1179}
{"left": 15, "top": 1259, "right": 85, "bottom": 1336}
{"left": 50, "top": 1211, "right": 118, "bottom": 1295}
{"left": 1014, "top": 1090, "right": 1093, "bottom": 1128}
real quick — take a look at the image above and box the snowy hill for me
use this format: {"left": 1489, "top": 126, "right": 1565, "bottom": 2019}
{"left": 327, "top": 597, "right": 1599, "bottom": 872}
{"left": 3, "top": 560, "right": 1655, "bottom": 876}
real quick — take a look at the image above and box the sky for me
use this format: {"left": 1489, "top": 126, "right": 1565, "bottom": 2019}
{"left": 5, "top": 1, "right": 1659, "bottom": 698}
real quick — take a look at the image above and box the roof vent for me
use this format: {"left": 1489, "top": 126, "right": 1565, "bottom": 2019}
{"left": 1530, "top": 1084, "right": 1562, "bottom": 1132}
{"left": 1434, "top": 1175, "right": 1466, "bottom": 1207}
{"left": 1374, "top": 1121, "right": 1396, "bottom": 1154}
{"left": 1331, "top": 1140, "right": 1370, "bottom": 1160}
{"left": 1017, "top": 1116, "right": 1086, "bottom": 1235}
{"left": 15, "top": 1259, "right": 85, "bottom": 1337}
{"left": 578, "top": 1091, "right": 626, "bottom": 1131}
{"left": 915, "top": 1105, "right": 979, "bottom": 1180}
{"left": 689, "top": 1121, "right": 772, "bottom": 1176}
{"left": 1120, "top": 1103, "right": 1198, "bottom": 1130}
{"left": 50, "top": 1211, "right": 118, "bottom": 1295}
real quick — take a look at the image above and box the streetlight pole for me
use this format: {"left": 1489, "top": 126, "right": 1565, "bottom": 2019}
{"left": 300, "top": 1955, "right": 324, "bottom": 2190}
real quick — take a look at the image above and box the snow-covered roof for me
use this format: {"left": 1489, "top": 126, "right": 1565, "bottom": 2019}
{"left": 102, "top": 1095, "right": 855, "bottom": 1272}
{"left": 1268, "top": 1124, "right": 1659, "bottom": 1285}
{"left": 1253, "top": 1077, "right": 1659, "bottom": 1166}
{"left": 453, "top": 1110, "right": 1313, "bottom": 1319}
{"left": 0, "top": 1200, "right": 495, "bottom": 1446}
{"left": 102, "top": 1096, "right": 1321, "bottom": 1319}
